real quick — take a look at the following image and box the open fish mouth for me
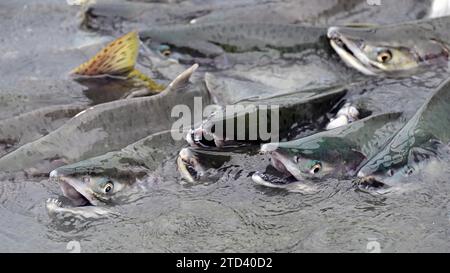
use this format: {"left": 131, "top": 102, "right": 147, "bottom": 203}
{"left": 176, "top": 148, "right": 205, "bottom": 183}
{"left": 327, "top": 27, "right": 377, "bottom": 76}
{"left": 49, "top": 169, "right": 98, "bottom": 206}
{"left": 252, "top": 170, "right": 297, "bottom": 187}
{"left": 186, "top": 127, "right": 221, "bottom": 148}
{"left": 355, "top": 172, "right": 389, "bottom": 190}
{"left": 253, "top": 143, "right": 307, "bottom": 188}
{"left": 259, "top": 143, "right": 304, "bottom": 181}
{"left": 186, "top": 127, "right": 248, "bottom": 149}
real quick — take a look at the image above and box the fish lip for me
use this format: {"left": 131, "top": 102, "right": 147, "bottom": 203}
{"left": 328, "top": 27, "right": 378, "bottom": 76}
{"left": 50, "top": 170, "right": 99, "bottom": 206}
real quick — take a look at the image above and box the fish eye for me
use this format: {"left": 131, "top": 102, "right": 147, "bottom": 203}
{"left": 377, "top": 49, "right": 392, "bottom": 63}
{"left": 162, "top": 49, "right": 171, "bottom": 57}
{"left": 103, "top": 182, "right": 114, "bottom": 194}
{"left": 310, "top": 162, "right": 322, "bottom": 175}
{"left": 158, "top": 45, "right": 171, "bottom": 57}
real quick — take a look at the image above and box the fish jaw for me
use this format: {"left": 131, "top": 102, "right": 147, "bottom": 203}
{"left": 49, "top": 169, "right": 100, "bottom": 206}
{"left": 252, "top": 172, "right": 318, "bottom": 194}
{"left": 328, "top": 27, "right": 377, "bottom": 76}
{"left": 177, "top": 148, "right": 206, "bottom": 183}
{"left": 46, "top": 198, "right": 115, "bottom": 219}
{"left": 260, "top": 143, "right": 304, "bottom": 181}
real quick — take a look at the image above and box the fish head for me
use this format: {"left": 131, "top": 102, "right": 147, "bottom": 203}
{"left": 260, "top": 141, "right": 365, "bottom": 181}
{"left": 357, "top": 143, "right": 445, "bottom": 188}
{"left": 49, "top": 159, "right": 146, "bottom": 206}
{"left": 328, "top": 25, "right": 449, "bottom": 76}
{"left": 153, "top": 44, "right": 187, "bottom": 62}
{"left": 145, "top": 41, "right": 195, "bottom": 65}
{"left": 177, "top": 147, "right": 231, "bottom": 183}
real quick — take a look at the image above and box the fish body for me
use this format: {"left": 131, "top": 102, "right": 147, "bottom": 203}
{"left": 187, "top": 85, "right": 348, "bottom": 148}
{"left": 140, "top": 22, "right": 329, "bottom": 59}
{"left": 48, "top": 130, "right": 184, "bottom": 208}
{"left": 253, "top": 112, "right": 403, "bottom": 187}
{"left": 0, "top": 65, "right": 205, "bottom": 174}
{"left": 0, "top": 104, "right": 86, "bottom": 158}
{"left": 357, "top": 76, "right": 450, "bottom": 186}
{"left": 328, "top": 16, "right": 450, "bottom": 76}
{"left": 82, "top": 0, "right": 431, "bottom": 33}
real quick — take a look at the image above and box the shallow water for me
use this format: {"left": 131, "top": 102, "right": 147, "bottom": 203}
{"left": 0, "top": 0, "right": 449, "bottom": 252}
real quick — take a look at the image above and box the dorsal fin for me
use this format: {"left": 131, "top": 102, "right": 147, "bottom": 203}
{"left": 165, "top": 64, "right": 199, "bottom": 93}
{"left": 71, "top": 31, "right": 139, "bottom": 76}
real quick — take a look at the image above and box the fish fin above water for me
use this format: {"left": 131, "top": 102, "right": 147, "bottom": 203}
{"left": 70, "top": 31, "right": 139, "bottom": 76}
{"left": 165, "top": 63, "right": 199, "bottom": 93}
{"left": 127, "top": 69, "right": 165, "bottom": 92}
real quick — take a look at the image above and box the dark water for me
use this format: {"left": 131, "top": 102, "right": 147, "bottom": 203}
{"left": 0, "top": 0, "right": 449, "bottom": 252}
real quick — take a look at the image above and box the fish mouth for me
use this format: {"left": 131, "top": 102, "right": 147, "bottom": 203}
{"left": 355, "top": 171, "right": 388, "bottom": 189}
{"left": 251, "top": 170, "right": 298, "bottom": 187}
{"left": 260, "top": 143, "right": 304, "bottom": 181}
{"left": 49, "top": 169, "right": 99, "bottom": 206}
{"left": 186, "top": 126, "right": 246, "bottom": 149}
{"left": 327, "top": 27, "right": 377, "bottom": 76}
{"left": 186, "top": 127, "right": 222, "bottom": 148}
{"left": 176, "top": 148, "right": 205, "bottom": 183}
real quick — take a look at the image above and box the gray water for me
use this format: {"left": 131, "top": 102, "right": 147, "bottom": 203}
{"left": 0, "top": 0, "right": 449, "bottom": 252}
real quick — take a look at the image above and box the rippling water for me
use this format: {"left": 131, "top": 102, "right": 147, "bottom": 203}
{"left": 0, "top": 0, "right": 449, "bottom": 252}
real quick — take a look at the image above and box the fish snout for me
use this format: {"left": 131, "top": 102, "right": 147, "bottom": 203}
{"left": 327, "top": 27, "right": 342, "bottom": 40}
{"left": 259, "top": 144, "right": 288, "bottom": 174}
{"left": 260, "top": 143, "right": 280, "bottom": 153}
{"left": 49, "top": 169, "right": 59, "bottom": 179}
{"left": 260, "top": 146, "right": 304, "bottom": 180}
{"left": 327, "top": 27, "right": 349, "bottom": 49}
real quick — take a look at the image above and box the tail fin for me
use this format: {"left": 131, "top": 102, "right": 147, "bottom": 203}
{"left": 70, "top": 31, "right": 139, "bottom": 76}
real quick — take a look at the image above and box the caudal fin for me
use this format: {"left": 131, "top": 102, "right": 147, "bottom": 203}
{"left": 71, "top": 31, "right": 139, "bottom": 76}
